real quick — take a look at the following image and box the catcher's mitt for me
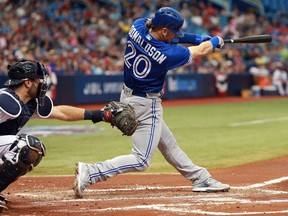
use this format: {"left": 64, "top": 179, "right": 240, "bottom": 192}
{"left": 104, "top": 101, "right": 138, "bottom": 136}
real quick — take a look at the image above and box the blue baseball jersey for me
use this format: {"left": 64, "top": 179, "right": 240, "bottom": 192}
{"left": 123, "top": 18, "right": 191, "bottom": 93}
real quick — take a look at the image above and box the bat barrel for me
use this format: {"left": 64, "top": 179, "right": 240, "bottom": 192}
{"left": 224, "top": 35, "right": 272, "bottom": 44}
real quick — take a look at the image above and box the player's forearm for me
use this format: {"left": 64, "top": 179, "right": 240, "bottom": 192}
{"left": 50, "top": 105, "right": 102, "bottom": 122}
{"left": 189, "top": 41, "right": 213, "bottom": 59}
{"left": 189, "top": 36, "right": 224, "bottom": 59}
{"left": 50, "top": 105, "right": 86, "bottom": 121}
{"left": 51, "top": 105, "right": 113, "bottom": 123}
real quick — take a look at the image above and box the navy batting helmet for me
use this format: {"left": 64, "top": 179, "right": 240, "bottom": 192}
{"left": 151, "top": 7, "right": 184, "bottom": 37}
{"left": 4, "top": 59, "right": 49, "bottom": 86}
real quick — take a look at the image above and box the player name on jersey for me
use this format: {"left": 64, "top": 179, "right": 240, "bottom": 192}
{"left": 129, "top": 25, "right": 167, "bottom": 64}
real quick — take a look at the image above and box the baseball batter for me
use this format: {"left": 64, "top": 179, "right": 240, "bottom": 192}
{"left": 0, "top": 59, "right": 124, "bottom": 210}
{"left": 74, "top": 7, "right": 230, "bottom": 198}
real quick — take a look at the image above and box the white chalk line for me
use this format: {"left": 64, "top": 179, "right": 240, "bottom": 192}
{"left": 48, "top": 199, "right": 288, "bottom": 215}
{"left": 15, "top": 176, "right": 288, "bottom": 199}
{"left": 20, "top": 175, "right": 288, "bottom": 195}
{"left": 231, "top": 176, "right": 288, "bottom": 190}
{"left": 38, "top": 196, "right": 288, "bottom": 205}
{"left": 88, "top": 175, "right": 288, "bottom": 191}
{"left": 14, "top": 176, "right": 288, "bottom": 215}
{"left": 229, "top": 116, "right": 288, "bottom": 127}
{"left": 51, "top": 205, "right": 288, "bottom": 216}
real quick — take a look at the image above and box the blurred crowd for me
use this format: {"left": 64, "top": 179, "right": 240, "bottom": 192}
{"left": 0, "top": 0, "right": 288, "bottom": 78}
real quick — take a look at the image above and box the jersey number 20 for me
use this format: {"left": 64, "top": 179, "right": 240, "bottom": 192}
{"left": 124, "top": 41, "right": 152, "bottom": 79}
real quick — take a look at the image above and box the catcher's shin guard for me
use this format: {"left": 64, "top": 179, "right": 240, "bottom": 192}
{"left": 0, "top": 134, "right": 46, "bottom": 192}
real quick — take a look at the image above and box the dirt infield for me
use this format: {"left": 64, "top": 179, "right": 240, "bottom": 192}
{"left": 2, "top": 156, "right": 288, "bottom": 216}
{"left": 2, "top": 96, "right": 288, "bottom": 215}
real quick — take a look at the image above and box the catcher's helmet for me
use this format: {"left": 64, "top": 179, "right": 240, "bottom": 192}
{"left": 4, "top": 59, "right": 49, "bottom": 86}
{"left": 151, "top": 7, "right": 184, "bottom": 37}
{"left": 5, "top": 59, "right": 49, "bottom": 106}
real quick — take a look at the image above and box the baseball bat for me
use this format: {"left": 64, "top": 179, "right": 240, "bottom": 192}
{"left": 224, "top": 35, "right": 272, "bottom": 44}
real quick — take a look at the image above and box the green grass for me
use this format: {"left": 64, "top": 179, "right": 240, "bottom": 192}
{"left": 26, "top": 99, "right": 288, "bottom": 176}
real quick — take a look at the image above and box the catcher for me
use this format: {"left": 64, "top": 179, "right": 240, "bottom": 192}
{"left": 0, "top": 59, "right": 137, "bottom": 211}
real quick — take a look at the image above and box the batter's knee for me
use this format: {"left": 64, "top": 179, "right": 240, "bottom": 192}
{"left": 134, "top": 159, "right": 150, "bottom": 172}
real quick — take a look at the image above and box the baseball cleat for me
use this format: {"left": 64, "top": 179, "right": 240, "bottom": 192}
{"left": 192, "top": 177, "right": 230, "bottom": 192}
{"left": 0, "top": 200, "right": 8, "bottom": 212}
{"left": 0, "top": 194, "right": 8, "bottom": 203}
{"left": 73, "top": 162, "right": 91, "bottom": 198}
{"left": 0, "top": 194, "right": 9, "bottom": 205}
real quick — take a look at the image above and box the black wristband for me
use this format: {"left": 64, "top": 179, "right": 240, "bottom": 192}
{"left": 84, "top": 110, "right": 103, "bottom": 123}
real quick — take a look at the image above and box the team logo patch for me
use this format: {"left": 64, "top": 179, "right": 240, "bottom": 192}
{"left": 146, "top": 34, "right": 152, "bottom": 40}
{"left": 19, "top": 125, "right": 103, "bottom": 136}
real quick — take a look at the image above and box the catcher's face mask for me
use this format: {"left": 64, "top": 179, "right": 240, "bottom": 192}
{"left": 5, "top": 59, "right": 49, "bottom": 106}
{"left": 35, "top": 62, "right": 49, "bottom": 106}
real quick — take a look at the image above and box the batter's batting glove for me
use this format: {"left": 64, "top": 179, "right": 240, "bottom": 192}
{"left": 210, "top": 36, "right": 224, "bottom": 50}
